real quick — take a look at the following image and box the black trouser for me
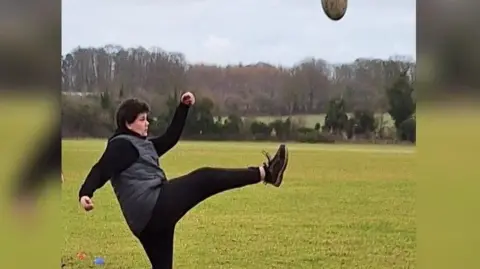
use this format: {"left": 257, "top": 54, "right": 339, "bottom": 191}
{"left": 138, "top": 167, "right": 261, "bottom": 269}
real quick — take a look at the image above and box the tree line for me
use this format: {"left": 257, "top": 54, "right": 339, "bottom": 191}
{"left": 62, "top": 45, "right": 416, "bottom": 144}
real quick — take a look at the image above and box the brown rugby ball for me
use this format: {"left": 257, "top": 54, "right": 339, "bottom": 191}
{"left": 321, "top": 0, "right": 348, "bottom": 21}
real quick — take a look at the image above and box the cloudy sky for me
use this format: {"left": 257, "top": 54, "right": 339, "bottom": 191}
{"left": 62, "top": 0, "right": 416, "bottom": 66}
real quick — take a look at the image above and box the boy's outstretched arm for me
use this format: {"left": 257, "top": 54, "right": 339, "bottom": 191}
{"left": 149, "top": 102, "right": 190, "bottom": 156}
{"left": 78, "top": 139, "right": 138, "bottom": 200}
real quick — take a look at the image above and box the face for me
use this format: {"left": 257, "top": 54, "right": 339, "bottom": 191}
{"left": 126, "top": 112, "right": 149, "bottom": 136}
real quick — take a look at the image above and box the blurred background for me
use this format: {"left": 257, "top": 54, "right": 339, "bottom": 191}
{"left": 417, "top": 1, "right": 480, "bottom": 269}
{"left": 0, "top": 0, "right": 60, "bottom": 268}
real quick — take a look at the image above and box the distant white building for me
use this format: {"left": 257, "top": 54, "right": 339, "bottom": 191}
{"left": 62, "top": 91, "right": 99, "bottom": 97}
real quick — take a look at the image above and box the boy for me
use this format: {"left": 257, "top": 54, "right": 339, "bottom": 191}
{"left": 78, "top": 92, "right": 289, "bottom": 269}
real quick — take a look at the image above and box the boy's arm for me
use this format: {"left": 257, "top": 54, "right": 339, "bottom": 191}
{"left": 149, "top": 103, "right": 189, "bottom": 156}
{"left": 78, "top": 139, "right": 139, "bottom": 200}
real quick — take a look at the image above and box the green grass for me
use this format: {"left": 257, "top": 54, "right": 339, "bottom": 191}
{"left": 62, "top": 140, "right": 415, "bottom": 269}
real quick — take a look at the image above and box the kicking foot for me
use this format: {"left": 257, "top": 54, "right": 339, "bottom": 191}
{"left": 262, "top": 144, "right": 289, "bottom": 187}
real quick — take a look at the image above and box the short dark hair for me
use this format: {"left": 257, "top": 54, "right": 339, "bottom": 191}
{"left": 115, "top": 98, "right": 150, "bottom": 129}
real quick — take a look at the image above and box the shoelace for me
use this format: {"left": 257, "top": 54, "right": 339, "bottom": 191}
{"left": 262, "top": 150, "right": 272, "bottom": 165}
{"left": 261, "top": 150, "right": 272, "bottom": 184}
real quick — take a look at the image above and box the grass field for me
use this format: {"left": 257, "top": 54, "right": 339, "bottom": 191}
{"left": 62, "top": 140, "right": 415, "bottom": 269}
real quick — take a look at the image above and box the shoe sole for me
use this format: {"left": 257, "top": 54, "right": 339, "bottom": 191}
{"left": 273, "top": 144, "right": 288, "bottom": 187}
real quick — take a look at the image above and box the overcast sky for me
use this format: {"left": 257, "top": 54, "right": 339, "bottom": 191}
{"left": 62, "top": 0, "right": 416, "bottom": 66}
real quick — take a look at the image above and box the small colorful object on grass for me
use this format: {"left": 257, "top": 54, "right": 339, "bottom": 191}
{"left": 76, "top": 252, "right": 86, "bottom": 260}
{"left": 94, "top": 257, "right": 105, "bottom": 266}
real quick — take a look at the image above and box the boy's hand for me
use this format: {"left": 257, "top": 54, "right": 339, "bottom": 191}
{"left": 181, "top": 92, "right": 195, "bottom": 106}
{"left": 80, "top": 196, "right": 94, "bottom": 211}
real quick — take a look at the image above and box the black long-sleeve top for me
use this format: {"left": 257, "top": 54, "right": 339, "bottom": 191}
{"left": 78, "top": 103, "right": 189, "bottom": 199}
